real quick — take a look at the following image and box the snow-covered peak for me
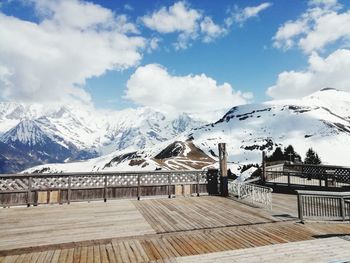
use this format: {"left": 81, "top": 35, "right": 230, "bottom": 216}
{"left": 303, "top": 88, "right": 350, "bottom": 118}
{"left": 1, "top": 119, "right": 48, "bottom": 146}
{"left": 0, "top": 101, "right": 208, "bottom": 172}
{"left": 21, "top": 89, "right": 350, "bottom": 173}
{"left": 191, "top": 89, "right": 350, "bottom": 166}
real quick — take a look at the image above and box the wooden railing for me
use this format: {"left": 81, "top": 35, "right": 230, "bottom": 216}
{"left": 265, "top": 165, "right": 350, "bottom": 189}
{"left": 228, "top": 180, "right": 273, "bottom": 209}
{"left": 296, "top": 190, "right": 350, "bottom": 222}
{"left": 0, "top": 170, "right": 210, "bottom": 207}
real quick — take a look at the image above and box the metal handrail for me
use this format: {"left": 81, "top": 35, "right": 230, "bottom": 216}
{"left": 296, "top": 190, "right": 350, "bottom": 222}
{"left": 228, "top": 180, "right": 273, "bottom": 209}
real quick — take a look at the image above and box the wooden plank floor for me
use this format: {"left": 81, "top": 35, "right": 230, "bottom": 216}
{"left": 1, "top": 195, "right": 349, "bottom": 262}
{"left": 1, "top": 221, "right": 349, "bottom": 262}
{"left": 270, "top": 193, "right": 298, "bottom": 218}
{"left": 0, "top": 195, "right": 294, "bottom": 252}
{"left": 133, "top": 196, "right": 288, "bottom": 233}
{"left": 0, "top": 200, "right": 155, "bottom": 251}
{"left": 171, "top": 236, "right": 350, "bottom": 263}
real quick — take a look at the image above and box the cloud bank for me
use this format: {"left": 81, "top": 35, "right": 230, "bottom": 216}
{"left": 268, "top": 49, "right": 350, "bottom": 99}
{"left": 0, "top": 0, "right": 145, "bottom": 105}
{"left": 141, "top": 1, "right": 226, "bottom": 49}
{"left": 125, "top": 64, "right": 252, "bottom": 119}
{"left": 269, "top": 0, "right": 350, "bottom": 99}
{"left": 273, "top": 0, "right": 349, "bottom": 53}
{"left": 142, "top": 1, "right": 271, "bottom": 49}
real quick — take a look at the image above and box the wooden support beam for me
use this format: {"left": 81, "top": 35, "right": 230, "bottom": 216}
{"left": 104, "top": 175, "right": 108, "bottom": 202}
{"left": 340, "top": 197, "right": 345, "bottom": 221}
{"left": 297, "top": 194, "right": 304, "bottom": 223}
{"left": 167, "top": 174, "right": 171, "bottom": 198}
{"left": 67, "top": 176, "right": 71, "bottom": 204}
{"left": 218, "top": 143, "right": 228, "bottom": 197}
{"left": 27, "top": 176, "right": 32, "bottom": 207}
{"left": 196, "top": 174, "right": 200, "bottom": 197}
{"left": 137, "top": 174, "right": 141, "bottom": 200}
{"left": 262, "top": 151, "right": 266, "bottom": 182}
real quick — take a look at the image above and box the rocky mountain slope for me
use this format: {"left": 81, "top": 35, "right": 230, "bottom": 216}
{"left": 0, "top": 103, "right": 204, "bottom": 173}
{"left": 24, "top": 88, "right": 350, "bottom": 174}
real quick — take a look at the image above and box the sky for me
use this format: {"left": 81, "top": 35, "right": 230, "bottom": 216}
{"left": 1, "top": 0, "right": 350, "bottom": 119}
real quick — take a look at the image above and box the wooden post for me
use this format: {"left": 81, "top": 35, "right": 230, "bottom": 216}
{"left": 67, "top": 175, "right": 71, "bottom": 204}
{"left": 340, "top": 197, "right": 345, "bottom": 221}
{"left": 27, "top": 176, "right": 32, "bottom": 207}
{"left": 262, "top": 151, "right": 266, "bottom": 182}
{"left": 167, "top": 174, "right": 171, "bottom": 198}
{"left": 104, "top": 174, "right": 108, "bottom": 202}
{"left": 196, "top": 173, "right": 200, "bottom": 197}
{"left": 137, "top": 174, "right": 141, "bottom": 200}
{"left": 218, "top": 143, "right": 228, "bottom": 197}
{"left": 287, "top": 172, "right": 291, "bottom": 186}
{"left": 297, "top": 193, "right": 304, "bottom": 223}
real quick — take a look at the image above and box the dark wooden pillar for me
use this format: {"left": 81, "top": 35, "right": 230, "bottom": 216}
{"left": 262, "top": 151, "right": 266, "bottom": 182}
{"left": 218, "top": 143, "right": 228, "bottom": 196}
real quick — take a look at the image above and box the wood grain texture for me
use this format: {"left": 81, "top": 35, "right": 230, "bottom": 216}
{"left": 172, "top": 237, "right": 350, "bottom": 263}
{"left": 1, "top": 195, "right": 350, "bottom": 262}
{"left": 0, "top": 199, "right": 155, "bottom": 251}
{"left": 1, "top": 221, "right": 350, "bottom": 262}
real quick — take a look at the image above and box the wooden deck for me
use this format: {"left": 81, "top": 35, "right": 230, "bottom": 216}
{"left": 170, "top": 237, "right": 350, "bottom": 263}
{"left": 133, "top": 196, "right": 286, "bottom": 233}
{"left": 0, "top": 200, "right": 155, "bottom": 251}
{"left": 0, "top": 194, "right": 349, "bottom": 262}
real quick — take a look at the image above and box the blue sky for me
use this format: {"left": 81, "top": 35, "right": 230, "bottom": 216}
{"left": 1, "top": 0, "right": 350, "bottom": 118}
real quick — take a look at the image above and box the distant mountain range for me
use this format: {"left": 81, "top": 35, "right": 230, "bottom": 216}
{"left": 23, "top": 88, "right": 350, "bottom": 174}
{"left": 0, "top": 103, "right": 204, "bottom": 173}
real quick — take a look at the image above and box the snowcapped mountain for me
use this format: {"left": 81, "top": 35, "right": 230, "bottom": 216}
{"left": 0, "top": 102, "right": 205, "bottom": 173}
{"left": 24, "top": 88, "right": 350, "bottom": 174}
{"left": 189, "top": 88, "right": 350, "bottom": 166}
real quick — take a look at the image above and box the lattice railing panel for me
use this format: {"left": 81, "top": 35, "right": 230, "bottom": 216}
{"left": 170, "top": 172, "right": 198, "bottom": 184}
{"left": 198, "top": 172, "right": 208, "bottom": 184}
{"left": 0, "top": 171, "right": 208, "bottom": 192}
{"left": 107, "top": 174, "right": 138, "bottom": 187}
{"left": 70, "top": 175, "right": 105, "bottom": 188}
{"left": 32, "top": 177, "right": 68, "bottom": 190}
{"left": 141, "top": 173, "right": 168, "bottom": 185}
{"left": 0, "top": 178, "right": 29, "bottom": 191}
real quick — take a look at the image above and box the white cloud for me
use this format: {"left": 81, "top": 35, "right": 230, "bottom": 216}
{"left": 267, "top": 49, "right": 350, "bottom": 99}
{"left": 273, "top": 0, "right": 350, "bottom": 53}
{"left": 125, "top": 64, "right": 252, "bottom": 119}
{"left": 200, "top": 16, "right": 227, "bottom": 43}
{"left": 124, "top": 4, "right": 133, "bottom": 11}
{"left": 0, "top": 0, "right": 146, "bottom": 105}
{"left": 147, "top": 37, "right": 161, "bottom": 53}
{"left": 142, "top": 1, "right": 200, "bottom": 34}
{"left": 141, "top": 1, "right": 226, "bottom": 49}
{"left": 227, "top": 2, "right": 272, "bottom": 25}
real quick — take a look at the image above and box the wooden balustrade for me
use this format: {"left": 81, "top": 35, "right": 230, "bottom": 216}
{"left": 0, "top": 170, "right": 209, "bottom": 207}
{"left": 296, "top": 190, "right": 350, "bottom": 222}
{"left": 264, "top": 163, "right": 350, "bottom": 189}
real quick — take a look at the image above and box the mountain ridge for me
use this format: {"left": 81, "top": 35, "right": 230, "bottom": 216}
{"left": 0, "top": 103, "right": 205, "bottom": 172}
{"left": 23, "top": 89, "right": 350, "bottom": 174}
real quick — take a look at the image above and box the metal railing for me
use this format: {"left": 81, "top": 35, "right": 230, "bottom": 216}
{"left": 296, "top": 190, "right": 350, "bottom": 222}
{"left": 228, "top": 180, "right": 273, "bottom": 210}
{"left": 0, "top": 170, "right": 208, "bottom": 207}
